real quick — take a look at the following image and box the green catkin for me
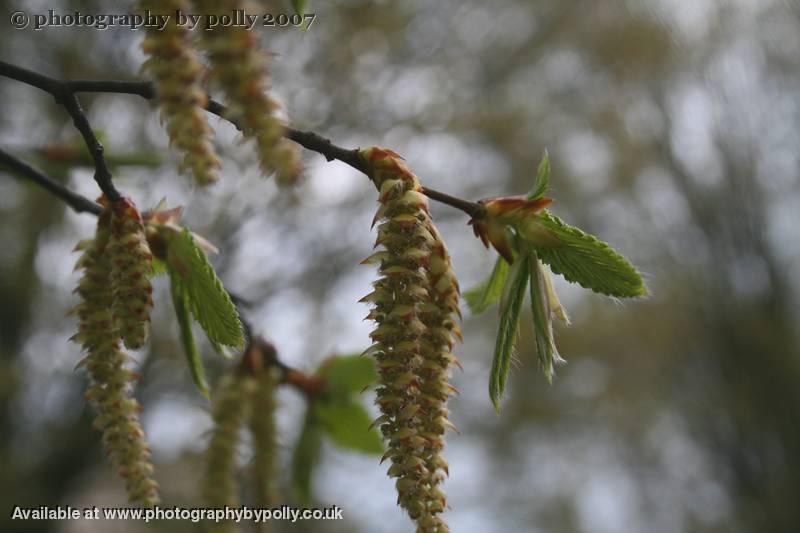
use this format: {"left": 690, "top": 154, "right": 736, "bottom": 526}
{"left": 140, "top": 0, "right": 220, "bottom": 186}
{"left": 415, "top": 223, "right": 460, "bottom": 533}
{"left": 249, "top": 368, "right": 278, "bottom": 510}
{"left": 204, "top": 372, "right": 254, "bottom": 532}
{"left": 194, "top": 0, "right": 301, "bottom": 185}
{"left": 361, "top": 147, "right": 458, "bottom": 533}
{"left": 72, "top": 206, "right": 159, "bottom": 507}
{"left": 109, "top": 198, "right": 153, "bottom": 350}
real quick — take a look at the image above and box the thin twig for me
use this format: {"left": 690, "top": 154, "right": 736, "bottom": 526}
{"left": 240, "top": 336, "right": 324, "bottom": 398}
{"left": 0, "top": 61, "right": 484, "bottom": 218}
{"left": 231, "top": 294, "right": 324, "bottom": 398}
{"left": 0, "top": 154, "right": 315, "bottom": 393}
{"left": 55, "top": 92, "right": 120, "bottom": 201}
{"left": 0, "top": 62, "right": 413, "bottom": 398}
{"left": 0, "top": 60, "right": 121, "bottom": 201}
{"left": 0, "top": 147, "right": 102, "bottom": 215}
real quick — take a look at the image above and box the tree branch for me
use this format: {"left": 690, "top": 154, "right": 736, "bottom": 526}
{"left": 0, "top": 147, "right": 102, "bottom": 215}
{"left": 0, "top": 60, "right": 121, "bottom": 202}
{"left": 0, "top": 62, "right": 387, "bottom": 400}
{"left": 0, "top": 156, "right": 321, "bottom": 395}
{"left": 0, "top": 60, "right": 484, "bottom": 219}
{"left": 240, "top": 336, "right": 324, "bottom": 398}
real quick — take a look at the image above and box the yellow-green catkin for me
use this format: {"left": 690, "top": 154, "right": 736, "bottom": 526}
{"left": 249, "top": 367, "right": 278, "bottom": 510}
{"left": 72, "top": 207, "right": 159, "bottom": 507}
{"left": 415, "top": 222, "right": 460, "bottom": 533}
{"left": 194, "top": 0, "right": 301, "bottom": 185}
{"left": 360, "top": 147, "right": 457, "bottom": 533}
{"left": 204, "top": 372, "right": 254, "bottom": 532}
{"left": 140, "top": 0, "right": 220, "bottom": 186}
{"left": 109, "top": 198, "right": 153, "bottom": 350}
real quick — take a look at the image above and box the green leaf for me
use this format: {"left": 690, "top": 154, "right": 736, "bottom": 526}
{"left": 162, "top": 226, "right": 245, "bottom": 348}
{"left": 464, "top": 256, "right": 509, "bottom": 315}
{"left": 520, "top": 211, "right": 647, "bottom": 298}
{"left": 291, "top": 409, "right": 323, "bottom": 505}
{"left": 315, "top": 355, "right": 377, "bottom": 395}
{"left": 171, "top": 280, "right": 209, "bottom": 398}
{"left": 529, "top": 253, "right": 563, "bottom": 384}
{"left": 315, "top": 398, "right": 384, "bottom": 454}
{"left": 489, "top": 254, "right": 530, "bottom": 412}
{"left": 151, "top": 257, "right": 168, "bottom": 277}
{"left": 527, "top": 151, "right": 550, "bottom": 200}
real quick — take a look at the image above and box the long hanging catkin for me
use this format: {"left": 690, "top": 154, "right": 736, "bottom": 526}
{"left": 414, "top": 223, "right": 460, "bottom": 533}
{"left": 249, "top": 367, "right": 278, "bottom": 509}
{"left": 203, "top": 372, "right": 254, "bottom": 532}
{"left": 361, "top": 147, "right": 459, "bottom": 533}
{"left": 194, "top": 0, "right": 300, "bottom": 185}
{"left": 72, "top": 206, "right": 159, "bottom": 507}
{"left": 140, "top": 0, "right": 220, "bottom": 186}
{"left": 108, "top": 198, "right": 154, "bottom": 350}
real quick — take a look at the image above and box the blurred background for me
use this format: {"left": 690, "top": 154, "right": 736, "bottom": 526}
{"left": 1, "top": 0, "right": 799, "bottom": 532}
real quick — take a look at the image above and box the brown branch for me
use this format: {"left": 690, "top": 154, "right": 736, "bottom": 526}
{"left": 0, "top": 154, "right": 320, "bottom": 395}
{"left": 239, "top": 335, "right": 324, "bottom": 398}
{"left": 0, "top": 147, "right": 103, "bottom": 215}
{"left": 0, "top": 64, "right": 390, "bottom": 400}
{"left": 421, "top": 186, "right": 483, "bottom": 218}
{"left": 0, "top": 60, "right": 121, "bottom": 202}
{"left": 207, "top": 103, "right": 483, "bottom": 217}
{"left": 0, "top": 61, "right": 484, "bottom": 218}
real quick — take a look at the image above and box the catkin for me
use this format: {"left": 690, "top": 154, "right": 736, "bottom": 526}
{"left": 72, "top": 207, "right": 159, "bottom": 507}
{"left": 249, "top": 368, "right": 278, "bottom": 509}
{"left": 194, "top": 0, "right": 300, "bottom": 185}
{"left": 361, "top": 147, "right": 458, "bottom": 533}
{"left": 140, "top": 0, "right": 220, "bottom": 186}
{"left": 204, "top": 372, "right": 254, "bottom": 532}
{"left": 414, "top": 223, "right": 460, "bottom": 533}
{"left": 108, "top": 198, "right": 153, "bottom": 350}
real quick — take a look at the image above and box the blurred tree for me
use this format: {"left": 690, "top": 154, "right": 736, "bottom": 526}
{"left": 1, "top": 1, "right": 799, "bottom": 532}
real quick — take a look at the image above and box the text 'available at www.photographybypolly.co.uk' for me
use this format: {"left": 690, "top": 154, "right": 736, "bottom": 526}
{"left": 10, "top": 505, "right": 343, "bottom": 523}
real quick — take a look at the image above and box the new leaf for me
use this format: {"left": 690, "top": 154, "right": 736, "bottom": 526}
{"left": 489, "top": 254, "right": 530, "bottom": 412}
{"left": 290, "top": 409, "right": 322, "bottom": 505}
{"left": 161, "top": 226, "right": 244, "bottom": 348}
{"left": 170, "top": 280, "right": 209, "bottom": 398}
{"left": 464, "top": 256, "right": 509, "bottom": 315}
{"left": 521, "top": 211, "right": 647, "bottom": 298}
{"left": 315, "top": 355, "right": 377, "bottom": 395}
{"left": 315, "top": 398, "right": 384, "bottom": 454}
{"left": 527, "top": 151, "right": 550, "bottom": 201}
{"left": 529, "top": 253, "right": 563, "bottom": 384}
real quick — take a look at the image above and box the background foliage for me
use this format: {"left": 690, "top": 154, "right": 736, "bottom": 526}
{"left": 1, "top": 0, "right": 799, "bottom": 532}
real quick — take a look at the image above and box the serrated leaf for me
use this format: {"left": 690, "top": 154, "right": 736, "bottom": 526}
{"left": 519, "top": 211, "right": 647, "bottom": 298}
{"left": 490, "top": 254, "right": 530, "bottom": 412}
{"left": 527, "top": 151, "right": 550, "bottom": 200}
{"left": 162, "top": 226, "right": 244, "bottom": 348}
{"left": 291, "top": 409, "right": 322, "bottom": 505}
{"left": 315, "top": 398, "right": 384, "bottom": 454}
{"left": 529, "top": 252, "right": 564, "bottom": 384}
{"left": 315, "top": 355, "right": 377, "bottom": 394}
{"left": 209, "top": 340, "right": 235, "bottom": 360}
{"left": 464, "top": 256, "right": 509, "bottom": 315}
{"left": 171, "top": 280, "right": 209, "bottom": 398}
